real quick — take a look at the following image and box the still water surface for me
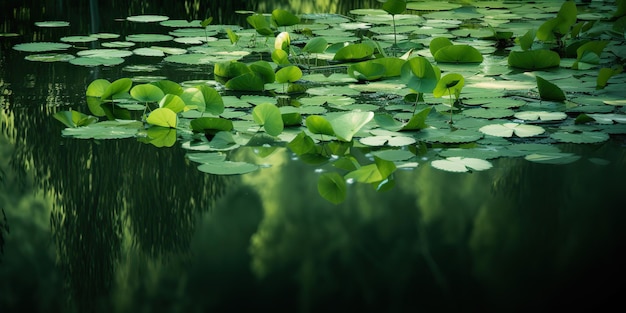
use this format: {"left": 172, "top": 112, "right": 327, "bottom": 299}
{"left": 1, "top": 0, "right": 625, "bottom": 312}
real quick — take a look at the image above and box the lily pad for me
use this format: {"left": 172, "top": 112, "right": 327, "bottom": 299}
{"left": 24, "top": 53, "right": 75, "bottom": 62}
{"left": 479, "top": 123, "right": 545, "bottom": 138}
{"left": 197, "top": 161, "right": 259, "bottom": 175}
{"left": 127, "top": 15, "right": 169, "bottom": 23}
{"left": 69, "top": 56, "right": 125, "bottom": 67}
{"left": 13, "top": 42, "right": 72, "bottom": 52}
{"left": 431, "top": 157, "right": 493, "bottom": 173}
{"left": 550, "top": 131, "right": 610, "bottom": 143}
{"left": 514, "top": 111, "right": 567, "bottom": 121}
{"left": 525, "top": 152, "right": 581, "bottom": 164}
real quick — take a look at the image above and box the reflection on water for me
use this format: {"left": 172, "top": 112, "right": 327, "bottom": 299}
{"left": 1, "top": 0, "right": 626, "bottom": 312}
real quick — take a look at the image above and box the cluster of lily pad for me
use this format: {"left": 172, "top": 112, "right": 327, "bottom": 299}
{"left": 24, "top": 0, "right": 626, "bottom": 204}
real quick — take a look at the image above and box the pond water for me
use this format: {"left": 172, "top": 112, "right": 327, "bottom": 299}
{"left": 1, "top": 0, "right": 626, "bottom": 312}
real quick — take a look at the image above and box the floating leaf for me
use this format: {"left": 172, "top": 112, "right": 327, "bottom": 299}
{"left": 197, "top": 161, "right": 259, "bottom": 175}
{"left": 318, "top": 172, "right": 347, "bottom": 204}
{"left": 13, "top": 42, "right": 71, "bottom": 52}
{"left": 60, "top": 35, "right": 98, "bottom": 43}
{"left": 252, "top": 103, "right": 284, "bottom": 136}
{"left": 127, "top": 15, "right": 169, "bottom": 23}
{"left": 431, "top": 157, "right": 493, "bottom": 173}
{"left": 24, "top": 53, "right": 75, "bottom": 62}
{"left": 514, "top": 110, "right": 567, "bottom": 121}
{"left": 35, "top": 21, "right": 70, "bottom": 27}
{"left": 479, "top": 123, "right": 545, "bottom": 137}
{"left": 70, "top": 56, "right": 125, "bottom": 67}
{"left": 525, "top": 152, "right": 581, "bottom": 164}
{"left": 146, "top": 107, "right": 177, "bottom": 128}
{"left": 536, "top": 76, "right": 566, "bottom": 101}
{"left": 53, "top": 110, "right": 98, "bottom": 128}
{"left": 550, "top": 131, "right": 609, "bottom": 143}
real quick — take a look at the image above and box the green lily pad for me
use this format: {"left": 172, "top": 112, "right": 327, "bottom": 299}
{"left": 479, "top": 123, "right": 545, "bottom": 137}
{"left": 61, "top": 120, "right": 142, "bottom": 139}
{"left": 550, "top": 131, "right": 610, "bottom": 143}
{"left": 431, "top": 157, "right": 493, "bottom": 173}
{"left": 34, "top": 21, "right": 70, "bottom": 27}
{"left": 125, "top": 34, "right": 174, "bottom": 43}
{"left": 462, "top": 108, "right": 515, "bottom": 119}
{"left": 69, "top": 56, "right": 125, "bottom": 67}
{"left": 60, "top": 36, "right": 98, "bottom": 43}
{"left": 197, "top": 161, "right": 259, "bottom": 175}
{"left": 525, "top": 152, "right": 581, "bottom": 164}
{"left": 127, "top": 15, "right": 170, "bottom": 23}
{"left": 422, "top": 128, "right": 484, "bottom": 143}
{"left": 13, "top": 42, "right": 72, "bottom": 52}
{"left": 24, "top": 53, "right": 75, "bottom": 62}
{"left": 514, "top": 111, "right": 568, "bottom": 121}
{"left": 77, "top": 49, "right": 133, "bottom": 58}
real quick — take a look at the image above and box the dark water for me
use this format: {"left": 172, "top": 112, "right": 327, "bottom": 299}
{"left": 1, "top": 1, "right": 626, "bottom": 312}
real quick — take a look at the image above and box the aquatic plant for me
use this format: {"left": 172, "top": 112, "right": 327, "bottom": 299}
{"left": 25, "top": 1, "right": 624, "bottom": 204}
